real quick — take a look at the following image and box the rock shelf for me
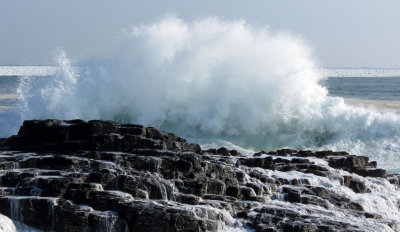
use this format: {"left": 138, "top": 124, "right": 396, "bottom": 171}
{"left": 0, "top": 119, "right": 399, "bottom": 232}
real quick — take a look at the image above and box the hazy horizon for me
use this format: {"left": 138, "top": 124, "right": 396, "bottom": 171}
{"left": 1, "top": 0, "right": 399, "bottom": 68}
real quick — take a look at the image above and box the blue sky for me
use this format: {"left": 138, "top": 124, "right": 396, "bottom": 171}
{"left": 0, "top": 0, "right": 399, "bottom": 67}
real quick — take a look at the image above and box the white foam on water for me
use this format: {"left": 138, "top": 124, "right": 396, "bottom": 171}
{"left": 0, "top": 66, "right": 57, "bottom": 77}
{"left": 323, "top": 68, "right": 400, "bottom": 78}
{"left": 239, "top": 155, "right": 400, "bottom": 231}
{"left": 0, "top": 214, "right": 16, "bottom": 232}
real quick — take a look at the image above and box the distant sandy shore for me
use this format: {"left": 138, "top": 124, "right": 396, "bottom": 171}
{"left": 344, "top": 98, "right": 400, "bottom": 112}
{"left": 0, "top": 93, "right": 18, "bottom": 101}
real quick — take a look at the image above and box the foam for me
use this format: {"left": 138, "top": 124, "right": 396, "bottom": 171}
{"left": 0, "top": 66, "right": 57, "bottom": 77}
{"left": 0, "top": 214, "right": 17, "bottom": 232}
{"left": 323, "top": 68, "right": 400, "bottom": 78}
{"left": 245, "top": 158, "right": 400, "bottom": 231}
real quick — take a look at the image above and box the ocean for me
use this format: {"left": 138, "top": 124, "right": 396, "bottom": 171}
{"left": 1, "top": 18, "right": 400, "bottom": 174}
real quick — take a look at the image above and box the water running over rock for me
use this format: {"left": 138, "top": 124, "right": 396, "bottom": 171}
{"left": 0, "top": 119, "right": 400, "bottom": 231}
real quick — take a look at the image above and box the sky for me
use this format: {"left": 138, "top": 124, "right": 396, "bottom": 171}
{"left": 0, "top": 0, "right": 399, "bottom": 68}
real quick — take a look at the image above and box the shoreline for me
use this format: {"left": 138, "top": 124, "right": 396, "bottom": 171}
{"left": 345, "top": 98, "right": 400, "bottom": 112}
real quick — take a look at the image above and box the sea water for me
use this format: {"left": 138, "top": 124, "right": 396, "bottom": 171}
{"left": 1, "top": 17, "right": 400, "bottom": 174}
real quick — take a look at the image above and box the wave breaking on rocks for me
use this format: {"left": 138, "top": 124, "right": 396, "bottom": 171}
{"left": 0, "top": 119, "right": 400, "bottom": 231}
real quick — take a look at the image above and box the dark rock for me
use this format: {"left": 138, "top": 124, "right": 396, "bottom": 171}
{"left": 242, "top": 157, "right": 275, "bottom": 170}
{"left": 0, "top": 119, "right": 394, "bottom": 232}
{"left": 281, "top": 164, "right": 297, "bottom": 172}
{"left": 118, "top": 124, "right": 146, "bottom": 136}
{"left": 282, "top": 222, "right": 317, "bottom": 232}
{"left": 273, "top": 158, "right": 291, "bottom": 164}
{"left": 308, "top": 186, "right": 330, "bottom": 197}
{"left": 343, "top": 176, "right": 367, "bottom": 193}
{"left": 216, "top": 147, "right": 231, "bottom": 156}
{"left": 386, "top": 174, "right": 400, "bottom": 187}
{"left": 226, "top": 186, "right": 256, "bottom": 200}
{"left": 367, "top": 161, "right": 377, "bottom": 168}
{"left": 246, "top": 182, "right": 263, "bottom": 195}
{"left": 286, "top": 191, "right": 301, "bottom": 203}
{"left": 355, "top": 168, "right": 386, "bottom": 178}
{"left": 276, "top": 149, "right": 297, "bottom": 156}
{"left": 91, "top": 133, "right": 121, "bottom": 151}
{"left": 229, "top": 150, "right": 242, "bottom": 156}
{"left": 255, "top": 224, "right": 276, "bottom": 232}
{"left": 300, "top": 195, "right": 330, "bottom": 209}
{"left": 291, "top": 158, "right": 309, "bottom": 164}
{"left": 0, "top": 138, "right": 7, "bottom": 147}
{"left": 1, "top": 172, "right": 23, "bottom": 187}
{"left": 175, "top": 193, "right": 201, "bottom": 205}
{"left": 328, "top": 156, "right": 369, "bottom": 170}
{"left": 297, "top": 150, "right": 313, "bottom": 157}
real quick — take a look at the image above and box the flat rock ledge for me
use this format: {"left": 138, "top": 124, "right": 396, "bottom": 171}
{"left": 0, "top": 119, "right": 399, "bottom": 232}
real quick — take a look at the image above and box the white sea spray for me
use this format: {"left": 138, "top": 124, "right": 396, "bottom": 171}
{"left": 0, "top": 17, "right": 400, "bottom": 172}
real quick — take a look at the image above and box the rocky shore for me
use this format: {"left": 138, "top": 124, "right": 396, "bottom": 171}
{"left": 0, "top": 119, "right": 400, "bottom": 232}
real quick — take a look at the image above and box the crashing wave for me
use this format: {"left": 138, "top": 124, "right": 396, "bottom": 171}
{"left": 1, "top": 16, "right": 400, "bottom": 172}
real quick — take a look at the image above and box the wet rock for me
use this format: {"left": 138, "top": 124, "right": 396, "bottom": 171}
{"left": 273, "top": 158, "right": 291, "bottom": 164}
{"left": 118, "top": 124, "right": 146, "bottom": 136}
{"left": 242, "top": 157, "right": 275, "bottom": 170}
{"left": 282, "top": 222, "right": 317, "bottom": 232}
{"left": 300, "top": 195, "right": 330, "bottom": 209}
{"left": 6, "top": 119, "right": 199, "bottom": 154}
{"left": 0, "top": 197, "right": 58, "bottom": 231}
{"left": 297, "top": 150, "right": 314, "bottom": 157}
{"left": 276, "top": 149, "right": 297, "bottom": 156}
{"left": 291, "top": 158, "right": 309, "bottom": 164}
{"left": 246, "top": 182, "right": 263, "bottom": 195}
{"left": 91, "top": 133, "right": 121, "bottom": 151}
{"left": 54, "top": 200, "right": 92, "bottom": 232}
{"left": 216, "top": 147, "right": 231, "bottom": 156}
{"left": 343, "top": 176, "right": 367, "bottom": 193}
{"left": 226, "top": 186, "right": 257, "bottom": 200}
{"left": 116, "top": 174, "right": 174, "bottom": 200}
{"left": 1, "top": 172, "right": 23, "bottom": 187}
{"left": 355, "top": 167, "right": 386, "bottom": 178}
{"left": 175, "top": 193, "right": 201, "bottom": 205}
{"left": 281, "top": 164, "right": 297, "bottom": 172}
{"left": 386, "top": 174, "right": 400, "bottom": 187}
{"left": 307, "top": 186, "right": 330, "bottom": 197}
{"left": 120, "top": 202, "right": 222, "bottom": 232}
{"left": 229, "top": 150, "right": 242, "bottom": 157}
{"left": 0, "top": 120, "right": 394, "bottom": 232}
{"left": 286, "top": 191, "right": 301, "bottom": 203}
{"left": 328, "top": 155, "right": 369, "bottom": 170}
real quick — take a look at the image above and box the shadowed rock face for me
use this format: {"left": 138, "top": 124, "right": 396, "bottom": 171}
{"left": 0, "top": 119, "right": 398, "bottom": 232}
